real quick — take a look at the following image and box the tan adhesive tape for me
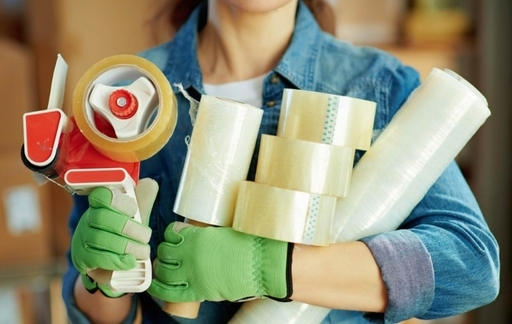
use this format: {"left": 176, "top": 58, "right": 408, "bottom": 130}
{"left": 255, "top": 134, "right": 355, "bottom": 198}
{"left": 72, "top": 55, "right": 177, "bottom": 162}
{"left": 232, "top": 181, "right": 336, "bottom": 246}
{"left": 173, "top": 96, "right": 263, "bottom": 227}
{"left": 278, "top": 89, "right": 376, "bottom": 150}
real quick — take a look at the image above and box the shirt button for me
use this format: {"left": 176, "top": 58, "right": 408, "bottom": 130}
{"left": 266, "top": 101, "right": 276, "bottom": 107}
{"left": 270, "top": 74, "right": 280, "bottom": 84}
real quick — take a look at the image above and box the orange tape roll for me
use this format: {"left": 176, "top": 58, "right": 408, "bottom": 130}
{"left": 72, "top": 55, "right": 177, "bottom": 162}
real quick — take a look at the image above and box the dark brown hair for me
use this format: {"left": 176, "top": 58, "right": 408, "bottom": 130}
{"left": 157, "top": 0, "right": 335, "bottom": 35}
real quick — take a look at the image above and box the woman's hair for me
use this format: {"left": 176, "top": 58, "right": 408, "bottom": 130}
{"left": 159, "top": 0, "right": 335, "bottom": 35}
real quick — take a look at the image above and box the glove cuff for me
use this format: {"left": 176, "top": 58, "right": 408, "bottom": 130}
{"left": 261, "top": 240, "right": 294, "bottom": 301}
{"left": 80, "top": 274, "right": 125, "bottom": 298}
{"left": 81, "top": 274, "right": 99, "bottom": 294}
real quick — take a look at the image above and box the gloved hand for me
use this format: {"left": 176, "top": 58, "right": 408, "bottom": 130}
{"left": 71, "top": 178, "right": 158, "bottom": 298}
{"left": 148, "top": 222, "right": 293, "bottom": 303}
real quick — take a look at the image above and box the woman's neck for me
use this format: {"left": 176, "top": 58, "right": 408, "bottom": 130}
{"left": 198, "top": 0, "right": 297, "bottom": 84}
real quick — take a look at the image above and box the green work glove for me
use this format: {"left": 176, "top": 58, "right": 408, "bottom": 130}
{"left": 148, "top": 222, "right": 293, "bottom": 303}
{"left": 71, "top": 178, "right": 158, "bottom": 298}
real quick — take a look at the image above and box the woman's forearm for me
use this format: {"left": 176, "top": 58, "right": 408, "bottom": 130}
{"left": 74, "top": 276, "right": 134, "bottom": 324}
{"left": 291, "top": 241, "right": 388, "bottom": 313}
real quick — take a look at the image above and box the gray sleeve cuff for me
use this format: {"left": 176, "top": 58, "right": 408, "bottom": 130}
{"left": 360, "top": 229, "right": 434, "bottom": 323}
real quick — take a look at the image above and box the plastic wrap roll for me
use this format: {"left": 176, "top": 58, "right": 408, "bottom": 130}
{"left": 229, "top": 68, "right": 490, "bottom": 324}
{"left": 173, "top": 96, "right": 263, "bottom": 226}
{"left": 231, "top": 300, "right": 330, "bottom": 323}
{"left": 255, "top": 135, "right": 355, "bottom": 198}
{"left": 233, "top": 181, "right": 336, "bottom": 246}
{"left": 72, "top": 55, "right": 177, "bottom": 162}
{"left": 278, "top": 89, "right": 376, "bottom": 149}
{"left": 331, "top": 68, "right": 490, "bottom": 242}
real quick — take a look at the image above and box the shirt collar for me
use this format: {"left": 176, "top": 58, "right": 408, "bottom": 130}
{"left": 162, "top": 1, "right": 322, "bottom": 94}
{"left": 275, "top": 1, "right": 322, "bottom": 91}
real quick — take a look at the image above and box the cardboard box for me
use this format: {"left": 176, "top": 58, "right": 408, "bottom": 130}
{"left": 0, "top": 38, "right": 37, "bottom": 152}
{"left": 0, "top": 2, "right": 25, "bottom": 42}
{"left": 333, "top": 0, "right": 406, "bottom": 45}
{"left": 0, "top": 153, "right": 53, "bottom": 267}
{"left": 0, "top": 283, "right": 63, "bottom": 324}
{"left": 25, "top": 0, "right": 170, "bottom": 113}
{"left": 48, "top": 184, "right": 73, "bottom": 257}
{"left": 381, "top": 45, "right": 459, "bottom": 80}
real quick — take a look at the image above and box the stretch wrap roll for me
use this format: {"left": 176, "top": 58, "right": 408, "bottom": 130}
{"left": 72, "top": 55, "right": 177, "bottom": 162}
{"left": 229, "top": 68, "right": 490, "bottom": 323}
{"left": 173, "top": 96, "right": 263, "bottom": 226}
{"left": 233, "top": 181, "right": 336, "bottom": 246}
{"left": 278, "top": 89, "right": 376, "bottom": 149}
{"left": 255, "top": 135, "right": 355, "bottom": 197}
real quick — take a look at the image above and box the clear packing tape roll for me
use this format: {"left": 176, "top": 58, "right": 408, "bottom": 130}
{"left": 255, "top": 135, "right": 355, "bottom": 197}
{"left": 278, "top": 89, "right": 376, "bottom": 149}
{"left": 233, "top": 181, "right": 337, "bottom": 246}
{"left": 229, "top": 68, "right": 491, "bottom": 323}
{"left": 173, "top": 95, "right": 263, "bottom": 226}
{"left": 72, "top": 55, "right": 177, "bottom": 163}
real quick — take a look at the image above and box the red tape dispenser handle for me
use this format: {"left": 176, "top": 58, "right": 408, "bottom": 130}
{"left": 64, "top": 168, "right": 152, "bottom": 293}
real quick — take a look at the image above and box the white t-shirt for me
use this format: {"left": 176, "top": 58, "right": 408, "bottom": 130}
{"left": 203, "top": 73, "right": 268, "bottom": 108}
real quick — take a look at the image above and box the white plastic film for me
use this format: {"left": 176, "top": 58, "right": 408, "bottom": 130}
{"left": 229, "top": 68, "right": 490, "bottom": 324}
{"left": 331, "top": 68, "right": 489, "bottom": 242}
{"left": 173, "top": 96, "right": 263, "bottom": 226}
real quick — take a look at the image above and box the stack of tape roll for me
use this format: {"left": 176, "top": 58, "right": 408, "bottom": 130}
{"left": 229, "top": 68, "right": 491, "bottom": 323}
{"left": 232, "top": 89, "right": 377, "bottom": 246}
{"left": 173, "top": 95, "right": 263, "bottom": 226}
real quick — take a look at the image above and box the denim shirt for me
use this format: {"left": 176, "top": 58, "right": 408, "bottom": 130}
{"left": 62, "top": 2, "right": 499, "bottom": 323}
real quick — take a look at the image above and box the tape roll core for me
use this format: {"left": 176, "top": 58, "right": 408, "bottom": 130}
{"left": 72, "top": 55, "right": 177, "bottom": 162}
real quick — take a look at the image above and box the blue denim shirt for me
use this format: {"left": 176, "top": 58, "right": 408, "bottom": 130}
{"left": 62, "top": 2, "right": 499, "bottom": 323}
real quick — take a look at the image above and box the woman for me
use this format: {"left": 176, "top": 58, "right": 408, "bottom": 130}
{"left": 62, "top": 1, "right": 499, "bottom": 323}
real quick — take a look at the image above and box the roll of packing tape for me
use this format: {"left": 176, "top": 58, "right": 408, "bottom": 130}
{"left": 278, "top": 89, "right": 376, "bottom": 150}
{"left": 255, "top": 135, "right": 355, "bottom": 197}
{"left": 72, "top": 55, "right": 177, "bottom": 162}
{"left": 173, "top": 96, "right": 263, "bottom": 227}
{"left": 233, "top": 181, "right": 336, "bottom": 246}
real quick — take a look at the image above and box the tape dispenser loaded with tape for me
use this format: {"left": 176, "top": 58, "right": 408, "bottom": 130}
{"left": 21, "top": 54, "right": 177, "bottom": 294}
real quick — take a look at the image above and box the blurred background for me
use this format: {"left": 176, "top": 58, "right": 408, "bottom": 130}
{"left": 0, "top": 0, "right": 510, "bottom": 323}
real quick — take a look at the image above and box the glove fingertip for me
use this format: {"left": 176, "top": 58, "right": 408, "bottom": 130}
{"left": 138, "top": 178, "right": 159, "bottom": 192}
{"left": 163, "top": 222, "right": 188, "bottom": 245}
{"left": 135, "top": 178, "right": 159, "bottom": 204}
{"left": 117, "top": 254, "right": 138, "bottom": 271}
{"left": 88, "top": 187, "right": 114, "bottom": 207}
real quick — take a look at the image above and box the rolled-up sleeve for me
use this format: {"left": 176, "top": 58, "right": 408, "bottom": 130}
{"left": 360, "top": 162, "right": 499, "bottom": 323}
{"left": 361, "top": 230, "right": 434, "bottom": 323}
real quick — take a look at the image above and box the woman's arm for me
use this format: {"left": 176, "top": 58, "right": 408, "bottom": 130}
{"left": 74, "top": 278, "right": 134, "bottom": 324}
{"left": 291, "top": 241, "right": 387, "bottom": 313}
